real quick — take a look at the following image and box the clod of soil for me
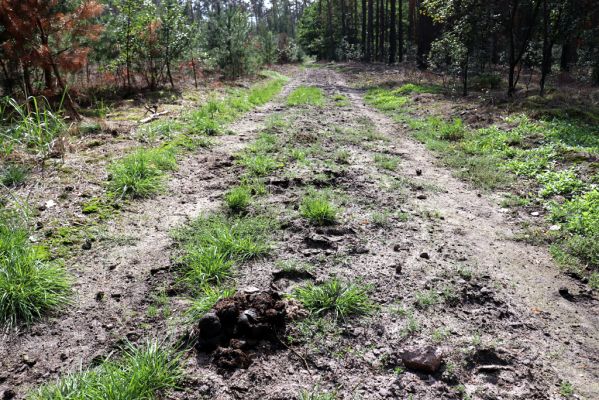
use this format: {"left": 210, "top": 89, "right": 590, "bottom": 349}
{"left": 195, "top": 289, "right": 289, "bottom": 369}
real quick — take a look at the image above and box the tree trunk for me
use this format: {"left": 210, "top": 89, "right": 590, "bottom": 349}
{"left": 539, "top": 0, "right": 550, "bottom": 96}
{"left": 398, "top": 0, "right": 404, "bottom": 61}
{"left": 367, "top": 0, "right": 374, "bottom": 61}
{"left": 389, "top": 0, "right": 397, "bottom": 63}
{"left": 362, "top": 0, "right": 367, "bottom": 59}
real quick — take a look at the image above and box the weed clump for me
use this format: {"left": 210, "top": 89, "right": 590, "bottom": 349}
{"left": 374, "top": 154, "right": 400, "bottom": 171}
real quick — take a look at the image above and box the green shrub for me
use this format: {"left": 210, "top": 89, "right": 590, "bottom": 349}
{"left": 292, "top": 278, "right": 375, "bottom": 319}
{"left": 300, "top": 192, "right": 338, "bottom": 225}
{"left": 0, "top": 211, "right": 71, "bottom": 328}
{"left": 30, "top": 341, "right": 181, "bottom": 400}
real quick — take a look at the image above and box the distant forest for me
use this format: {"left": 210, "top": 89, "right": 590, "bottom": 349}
{"left": 0, "top": 0, "right": 598, "bottom": 102}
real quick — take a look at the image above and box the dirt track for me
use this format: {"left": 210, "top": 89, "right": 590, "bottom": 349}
{"left": 2, "top": 66, "right": 597, "bottom": 400}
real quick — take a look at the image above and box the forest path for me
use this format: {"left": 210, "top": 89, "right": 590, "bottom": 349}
{"left": 332, "top": 67, "right": 599, "bottom": 397}
{"left": 2, "top": 66, "right": 598, "bottom": 400}
{"left": 0, "top": 70, "right": 304, "bottom": 398}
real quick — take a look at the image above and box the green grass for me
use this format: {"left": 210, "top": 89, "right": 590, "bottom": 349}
{"left": 414, "top": 289, "right": 440, "bottom": 309}
{"left": 292, "top": 278, "right": 375, "bottom": 320}
{"left": 374, "top": 154, "right": 400, "bottom": 171}
{"left": 287, "top": 86, "right": 325, "bottom": 106}
{"left": 238, "top": 154, "right": 282, "bottom": 176}
{"left": 0, "top": 96, "right": 65, "bottom": 157}
{"left": 173, "top": 213, "right": 274, "bottom": 291}
{"left": 186, "top": 285, "right": 235, "bottom": 322}
{"left": 365, "top": 88, "right": 410, "bottom": 111}
{"left": 299, "top": 390, "right": 337, "bottom": 400}
{"left": 30, "top": 341, "right": 181, "bottom": 400}
{"left": 0, "top": 211, "right": 71, "bottom": 328}
{"left": 1, "top": 164, "right": 28, "bottom": 187}
{"left": 108, "top": 147, "right": 176, "bottom": 199}
{"left": 300, "top": 191, "right": 338, "bottom": 226}
{"left": 224, "top": 185, "right": 252, "bottom": 213}
{"left": 189, "top": 72, "right": 287, "bottom": 136}
{"left": 332, "top": 93, "right": 350, "bottom": 107}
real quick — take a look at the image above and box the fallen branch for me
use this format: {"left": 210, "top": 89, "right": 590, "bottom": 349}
{"left": 139, "top": 110, "right": 169, "bottom": 124}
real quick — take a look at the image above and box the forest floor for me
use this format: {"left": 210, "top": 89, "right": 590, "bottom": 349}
{"left": 1, "top": 65, "right": 598, "bottom": 400}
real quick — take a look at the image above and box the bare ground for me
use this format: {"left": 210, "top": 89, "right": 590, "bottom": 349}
{"left": 1, "top": 66, "right": 598, "bottom": 400}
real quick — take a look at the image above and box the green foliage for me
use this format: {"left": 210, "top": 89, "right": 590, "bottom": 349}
{"left": 0, "top": 211, "right": 71, "bottom": 328}
{"left": 551, "top": 190, "right": 599, "bottom": 236}
{"left": 30, "top": 341, "right": 181, "bottom": 400}
{"left": 1, "top": 164, "right": 28, "bottom": 187}
{"left": 202, "top": 7, "right": 259, "bottom": 78}
{"left": 300, "top": 191, "right": 338, "bottom": 225}
{"left": 292, "top": 278, "right": 375, "bottom": 319}
{"left": 537, "top": 169, "right": 585, "bottom": 198}
{"left": 287, "top": 86, "right": 325, "bottom": 106}
{"left": 108, "top": 147, "right": 176, "bottom": 199}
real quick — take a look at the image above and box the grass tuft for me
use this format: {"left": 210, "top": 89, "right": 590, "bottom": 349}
{"left": 374, "top": 154, "right": 400, "bottom": 171}
{"left": 0, "top": 211, "right": 71, "bottom": 329}
{"left": 1, "top": 164, "right": 28, "bottom": 187}
{"left": 108, "top": 147, "right": 176, "bottom": 199}
{"left": 300, "top": 191, "right": 338, "bottom": 226}
{"left": 174, "top": 214, "right": 274, "bottom": 291}
{"left": 292, "top": 278, "right": 375, "bottom": 319}
{"left": 224, "top": 185, "right": 252, "bottom": 213}
{"left": 30, "top": 341, "right": 181, "bottom": 400}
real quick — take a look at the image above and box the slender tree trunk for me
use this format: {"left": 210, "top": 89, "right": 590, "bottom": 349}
{"left": 367, "top": 0, "right": 374, "bottom": 61}
{"left": 362, "top": 0, "right": 367, "bottom": 58}
{"left": 22, "top": 64, "right": 33, "bottom": 98}
{"left": 462, "top": 52, "right": 469, "bottom": 96}
{"left": 539, "top": 0, "right": 550, "bottom": 96}
{"left": 389, "top": 0, "right": 397, "bottom": 63}
{"left": 398, "top": 0, "right": 404, "bottom": 61}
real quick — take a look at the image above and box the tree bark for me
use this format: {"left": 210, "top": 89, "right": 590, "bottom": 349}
{"left": 367, "top": 0, "right": 374, "bottom": 61}
{"left": 398, "top": 0, "right": 404, "bottom": 61}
